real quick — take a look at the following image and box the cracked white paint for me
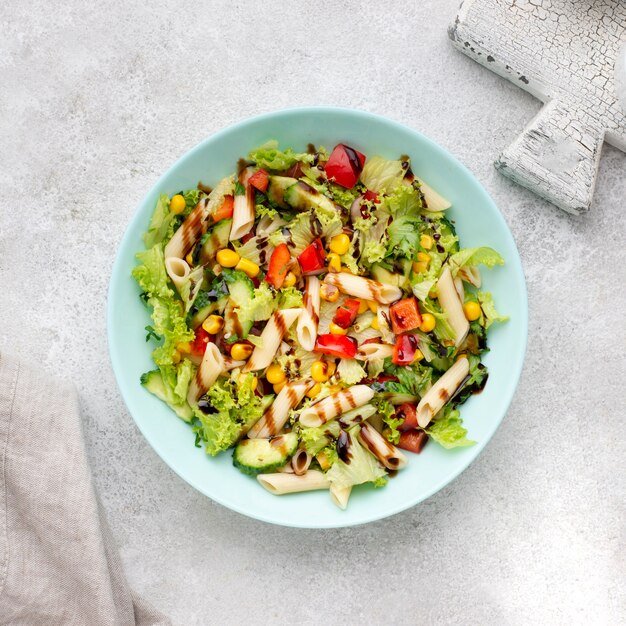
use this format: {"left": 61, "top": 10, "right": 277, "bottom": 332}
{"left": 449, "top": 0, "right": 626, "bottom": 215}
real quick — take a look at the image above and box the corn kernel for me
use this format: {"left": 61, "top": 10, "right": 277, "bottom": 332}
{"left": 170, "top": 194, "right": 186, "bottom": 214}
{"left": 329, "top": 322, "right": 348, "bottom": 335}
{"left": 185, "top": 252, "right": 194, "bottom": 265}
{"left": 171, "top": 349, "right": 181, "bottom": 364}
{"left": 306, "top": 382, "right": 322, "bottom": 398}
{"left": 327, "top": 253, "right": 341, "bottom": 273}
{"left": 273, "top": 381, "right": 286, "bottom": 394}
{"left": 463, "top": 301, "right": 482, "bottom": 321}
{"left": 235, "top": 257, "right": 260, "bottom": 278}
{"left": 419, "top": 313, "right": 436, "bottom": 333}
{"left": 202, "top": 315, "right": 224, "bottom": 335}
{"left": 329, "top": 233, "right": 350, "bottom": 255}
{"left": 283, "top": 271, "right": 297, "bottom": 288}
{"left": 230, "top": 342, "right": 253, "bottom": 360}
{"left": 320, "top": 284, "right": 339, "bottom": 302}
{"left": 358, "top": 299, "right": 369, "bottom": 314}
{"left": 326, "top": 360, "right": 337, "bottom": 376}
{"left": 216, "top": 248, "right": 240, "bottom": 268}
{"left": 370, "top": 317, "right": 380, "bottom": 330}
{"left": 266, "top": 364, "right": 286, "bottom": 385}
{"left": 316, "top": 450, "right": 331, "bottom": 470}
{"left": 420, "top": 234, "right": 433, "bottom": 250}
{"left": 413, "top": 261, "right": 428, "bottom": 274}
{"left": 367, "top": 300, "right": 378, "bottom": 313}
{"left": 176, "top": 341, "right": 192, "bottom": 354}
{"left": 311, "top": 360, "right": 330, "bottom": 383}
{"left": 417, "top": 252, "right": 431, "bottom": 264}
{"left": 412, "top": 349, "right": 425, "bottom": 363}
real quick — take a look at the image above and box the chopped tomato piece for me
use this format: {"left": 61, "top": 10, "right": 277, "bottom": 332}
{"left": 324, "top": 144, "right": 366, "bottom": 189}
{"left": 212, "top": 195, "right": 234, "bottom": 223}
{"left": 332, "top": 298, "right": 360, "bottom": 329}
{"left": 314, "top": 334, "right": 358, "bottom": 359}
{"left": 390, "top": 297, "right": 422, "bottom": 335}
{"left": 297, "top": 238, "right": 326, "bottom": 275}
{"left": 248, "top": 168, "right": 269, "bottom": 192}
{"left": 397, "top": 430, "right": 428, "bottom": 453}
{"left": 265, "top": 243, "right": 291, "bottom": 289}
{"left": 396, "top": 403, "right": 418, "bottom": 432}
{"left": 392, "top": 333, "right": 420, "bottom": 366}
{"left": 191, "top": 327, "right": 211, "bottom": 356}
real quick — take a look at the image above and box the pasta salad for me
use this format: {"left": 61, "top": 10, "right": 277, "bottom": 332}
{"left": 133, "top": 141, "right": 507, "bottom": 509}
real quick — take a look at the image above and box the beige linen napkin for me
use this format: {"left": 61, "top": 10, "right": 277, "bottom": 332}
{"left": 0, "top": 354, "right": 169, "bottom": 625}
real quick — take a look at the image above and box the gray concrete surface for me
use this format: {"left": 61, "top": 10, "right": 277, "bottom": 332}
{"left": 1, "top": 1, "right": 624, "bottom": 624}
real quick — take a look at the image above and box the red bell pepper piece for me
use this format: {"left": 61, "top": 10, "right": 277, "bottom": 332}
{"left": 324, "top": 144, "right": 366, "bottom": 189}
{"left": 363, "top": 189, "right": 379, "bottom": 203}
{"left": 297, "top": 238, "right": 326, "bottom": 275}
{"left": 212, "top": 195, "right": 234, "bottom": 223}
{"left": 389, "top": 297, "right": 422, "bottom": 335}
{"left": 191, "top": 326, "right": 211, "bottom": 356}
{"left": 265, "top": 243, "right": 291, "bottom": 289}
{"left": 332, "top": 298, "right": 361, "bottom": 329}
{"left": 248, "top": 168, "right": 269, "bottom": 193}
{"left": 314, "top": 334, "right": 358, "bottom": 359}
{"left": 392, "top": 333, "right": 420, "bottom": 366}
{"left": 395, "top": 403, "right": 418, "bottom": 432}
{"left": 397, "top": 430, "right": 428, "bottom": 454}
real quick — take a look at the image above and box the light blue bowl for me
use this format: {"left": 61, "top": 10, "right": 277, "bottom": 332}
{"left": 108, "top": 107, "right": 528, "bottom": 528}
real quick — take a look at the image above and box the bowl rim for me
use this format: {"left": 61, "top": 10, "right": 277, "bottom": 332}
{"left": 107, "top": 105, "right": 528, "bottom": 528}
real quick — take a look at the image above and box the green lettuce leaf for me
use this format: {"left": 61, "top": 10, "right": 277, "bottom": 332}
{"left": 278, "top": 286, "right": 304, "bottom": 309}
{"left": 193, "top": 374, "right": 271, "bottom": 455}
{"left": 329, "top": 183, "right": 361, "bottom": 209}
{"left": 248, "top": 140, "right": 314, "bottom": 171}
{"left": 382, "top": 184, "right": 422, "bottom": 217}
{"left": 387, "top": 215, "right": 421, "bottom": 258}
{"left": 359, "top": 156, "right": 405, "bottom": 193}
{"left": 148, "top": 296, "right": 195, "bottom": 366}
{"left": 372, "top": 397, "right": 401, "bottom": 444}
{"left": 144, "top": 194, "right": 175, "bottom": 248}
{"left": 133, "top": 245, "right": 174, "bottom": 299}
{"left": 448, "top": 247, "right": 505, "bottom": 276}
{"left": 300, "top": 421, "right": 341, "bottom": 456}
{"left": 326, "top": 430, "right": 387, "bottom": 488}
{"left": 426, "top": 407, "right": 476, "bottom": 449}
{"left": 336, "top": 359, "right": 367, "bottom": 385}
{"left": 477, "top": 292, "right": 508, "bottom": 329}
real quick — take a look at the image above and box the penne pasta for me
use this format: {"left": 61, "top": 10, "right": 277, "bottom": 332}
{"left": 357, "top": 423, "right": 408, "bottom": 470}
{"left": 291, "top": 449, "right": 312, "bottom": 476}
{"left": 243, "top": 308, "right": 302, "bottom": 372}
{"left": 299, "top": 385, "right": 375, "bottom": 428}
{"left": 437, "top": 267, "right": 469, "bottom": 347}
{"left": 247, "top": 379, "right": 313, "bottom": 438}
{"left": 257, "top": 470, "right": 330, "bottom": 495}
{"left": 230, "top": 167, "right": 255, "bottom": 241}
{"left": 187, "top": 343, "right": 225, "bottom": 405}
{"left": 416, "top": 356, "right": 470, "bottom": 428}
{"left": 296, "top": 276, "right": 321, "bottom": 351}
{"left": 329, "top": 484, "right": 352, "bottom": 510}
{"left": 416, "top": 178, "right": 452, "bottom": 211}
{"left": 357, "top": 342, "right": 394, "bottom": 361}
{"left": 324, "top": 272, "right": 402, "bottom": 305}
{"left": 165, "top": 257, "right": 191, "bottom": 291}
{"left": 222, "top": 357, "right": 246, "bottom": 371}
{"left": 454, "top": 276, "right": 465, "bottom": 303}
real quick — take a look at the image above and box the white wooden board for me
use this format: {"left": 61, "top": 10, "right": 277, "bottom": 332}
{"left": 449, "top": 0, "right": 626, "bottom": 215}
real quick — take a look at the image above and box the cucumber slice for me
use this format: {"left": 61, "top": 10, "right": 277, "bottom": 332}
{"left": 267, "top": 176, "right": 297, "bottom": 208}
{"left": 233, "top": 432, "right": 298, "bottom": 476}
{"left": 200, "top": 219, "right": 232, "bottom": 264}
{"left": 284, "top": 180, "right": 337, "bottom": 214}
{"left": 222, "top": 269, "right": 256, "bottom": 338}
{"left": 140, "top": 370, "right": 193, "bottom": 422}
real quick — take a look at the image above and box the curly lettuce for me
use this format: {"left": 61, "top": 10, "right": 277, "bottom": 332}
{"left": 426, "top": 406, "right": 476, "bottom": 449}
{"left": 133, "top": 245, "right": 174, "bottom": 299}
{"left": 477, "top": 292, "right": 508, "bottom": 329}
{"left": 359, "top": 156, "right": 405, "bottom": 193}
{"left": 326, "top": 430, "right": 387, "bottom": 489}
{"left": 449, "top": 247, "right": 505, "bottom": 277}
{"left": 248, "top": 140, "right": 314, "bottom": 171}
